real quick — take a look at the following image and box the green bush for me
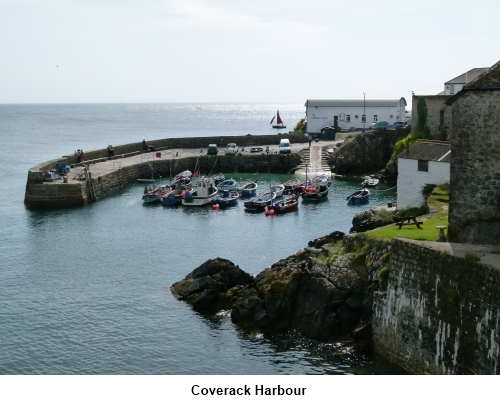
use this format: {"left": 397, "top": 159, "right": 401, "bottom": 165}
{"left": 294, "top": 118, "right": 307, "bottom": 133}
{"left": 378, "top": 265, "right": 390, "bottom": 283}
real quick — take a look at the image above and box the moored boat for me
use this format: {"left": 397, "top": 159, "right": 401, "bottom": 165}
{"left": 211, "top": 173, "right": 225, "bottom": 185}
{"left": 182, "top": 177, "right": 218, "bottom": 206}
{"left": 238, "top": 182, "right": 258, "bottom": 197}
{"left": 211, "top": 190, "right": 239, "bottom": 208}
{"left": 271, "top": 184, "right": 285, "bottom": 197}
{"left": 301, "top": 183, "right": 329, "bottom": 201}
{"left": 265, "top": 195, "right": 299, "bottom": 214}
{"left": 361, "top": 176, "right": 379, "bottom": 187}
{"left": 283, "top": 178, "right": 302, "bottom": 193}
{"left": 244, "top": 190, "right": 276, "bottom": 211}
{"left": 217, "top": 178, "right": 237, "bottom": 191}
{"left": 347, "top": 188, "right": 370, "bottom": 205}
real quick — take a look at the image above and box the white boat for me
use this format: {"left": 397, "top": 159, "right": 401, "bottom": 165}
{"left": 271, "top": 184, "right": 285, "bottom": 197}
{"left": 361, "top": 176, "right": 379, "bottom": 187}
{"left": 182, "top": 177, "right": 218, "bottom": 206}
{"left": 270, "top": 110, "right": 286, "bottom": 129}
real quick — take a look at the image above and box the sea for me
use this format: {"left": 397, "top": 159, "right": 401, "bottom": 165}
{"left": 0, "top": 103, "right": 404, "bottom": 375}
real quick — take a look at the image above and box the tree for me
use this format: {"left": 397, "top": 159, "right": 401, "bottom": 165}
{"left": 415, "top": 97, "right": 430, "bottom": 136}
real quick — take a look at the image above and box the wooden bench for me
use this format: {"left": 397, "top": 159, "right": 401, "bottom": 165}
{"left": 397, "top": 216, "right": 423, "bottom": 229}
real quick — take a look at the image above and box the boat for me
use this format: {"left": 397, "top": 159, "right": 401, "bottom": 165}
{"left": 238, "top": 182, "right": 258, "bottom": 197}
{"left": 271, "top": 184, "right": 285, "bottom": 197}
{"left": 265, "top": 195, "right": 299, "bottom": 214}
{"left": 347, "top": 188, "right": 370, "bottom": 205}
{"left": 301, "top": 183, "right": 329, "bottom": 201}
{"left": 217, "top": 178, "right": 237, "bottom": 191}
{"left": 244, "top": 190, "right": 276, "bottom": 211}
{"left": 141, "top": 182, "right": 173, "bottom": 203}
{"left": 175, "top": 170, "right": 192, "bottom": 180}
{"left": 249, "top": 147, "right": 264, "bottom": 153}
{"left": 211, "top": 190, "right": 239, "bottom": 208}
{"left": 270, "top": 110, "right": 286, "bottom": 129}
{"left": 361, "top": 176, "right": 379, "bottom": 187}
{"left": 161, "top": 183, "right": 193, "bottom": 206}
{"left": 182, "top": 177, "right": 218, "bottom": 206}
{"left": 283, "top": 178, "right": 302, "bottom": 193}
{"left": 210, "top": 173, "right": 225, "bottom": 185}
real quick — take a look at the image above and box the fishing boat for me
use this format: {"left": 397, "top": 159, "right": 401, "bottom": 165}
{"left": 161, "top": 183, "right": 193, "bottom": 206}
{"left": 283, "top": 178, "right": 302, "bottom": 193}
{"left": 270, "top": 110, "right": 286, "bottom": 129}
{"left": 265, "top": 195, "right": 299, "bottom": 214}
{"left": 211, "top": 190, "right": 239, "bottom": 208}
{"left": 301, "top": 183, "right": 329, "bottom": 201}
{"left": 361, "top": 176, "right": 379, "bottom": 187}
{"left": 238, "top": 182, "right": 258, "bottom": 197}
{"left": 141, "top": 182, "right": 172, "bottom": 203}
{"left": 271, "top": 184, "right": 285, "bottom": 197}
{"left": 175, "top": 170, "right": 192, "bottom": 181}
{"left": 347, "top": 188, "right": 370, "bottom": 205}
{"left": 182, "top": 177, "right": 218, "bottom": 206}
{"left": 217, "top": 178, "right": 237, "bottom": 191}
{"left": 210, "top": 173, "right": 225, "bottom": 185}
{"left": 249, "top": 147, "right": 264, "bottom": 153}
{"left": 244, "top": 190, "right": 276, "bottom": 211}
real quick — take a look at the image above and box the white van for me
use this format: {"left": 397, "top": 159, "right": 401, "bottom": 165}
{"left": 279, "top": 139, "right": 291, "bottom": 154}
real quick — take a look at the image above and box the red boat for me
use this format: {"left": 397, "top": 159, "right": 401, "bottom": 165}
{"left": 265, "top": 196, "right": 299, "bottom": 215}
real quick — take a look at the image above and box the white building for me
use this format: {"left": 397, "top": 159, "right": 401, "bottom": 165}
{"left": 439, "top": 68, "right": 488, "bottom": 95}
{"left": 305, "top": 98, "right": 407, "bottom": 134}
{"left": 397, "top": 140, "right": 451, "bottom": 210}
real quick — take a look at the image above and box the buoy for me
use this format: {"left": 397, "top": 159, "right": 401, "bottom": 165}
{"left": 302, "top": 187, "right": 306, "bottom": 192}
{"left": 181, "top": 190, "right": 186, "bottom": 197}
{"left": 288, "top": 191, "right": 292, "bottom": 195}
{"left": 269, "top": 209, "right": 275, "bottom": 215}
{"left": 212, "top": 204, "right": 219, "bottom": 210}
{"left": 160, "top": 198, "right": 163, "bottom": 203}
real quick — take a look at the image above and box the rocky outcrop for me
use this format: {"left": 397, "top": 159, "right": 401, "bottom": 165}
{"left": 171, "top": 231, "right": 379, "bottom": 345}
{"left": 330, "top": 128, "right": 408, "bottom": 176}
{"left": 350, "top": 207, "right": 399, "bottom": 233}
{"left": 170, "top": 258, "right": 254, "bottom": 312}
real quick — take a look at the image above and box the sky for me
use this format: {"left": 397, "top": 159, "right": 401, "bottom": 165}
{"left": 1, "top": 0, "right": 499, "bottom": 108}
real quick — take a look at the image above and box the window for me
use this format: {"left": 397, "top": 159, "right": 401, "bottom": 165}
{"left": 373, "top": 115, "right": 378, "bottom": 122}
{"left": 355, "top": 115, "right": 358, "bottom": 119}
{"left": 418, "top": 160, "right": 429, "bottom": 172}
{"left": 346, "top": 114, "right": 351, "bottom": 123}
{"left": 396, "top": 115, "right": 400, "bottom": 120}
{"left": 361, "top": 115, "right": 366, "bottom": 122}
{"left": 390, "top": 115, "right": 393, "bottom": 118}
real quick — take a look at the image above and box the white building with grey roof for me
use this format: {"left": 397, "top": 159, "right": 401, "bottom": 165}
{"left": 396, "top": 140, "right": 451, "bottom": 210}
{"left": 305, "top": 98, "right": 407, "bottom": 134}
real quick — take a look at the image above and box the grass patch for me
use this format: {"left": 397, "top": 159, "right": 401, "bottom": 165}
{"left": 464, "top": 251, "right": 480, "bottom": 262}
{"left": 366, "top": 218, "right": 449, "bottom": 241}
{"left": 378, "top": 265, "right": 390, "bottom": 283}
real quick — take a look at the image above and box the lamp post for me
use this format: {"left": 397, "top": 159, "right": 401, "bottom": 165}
{"left": 363, "top": 92, "right": 366, "bottom": 133}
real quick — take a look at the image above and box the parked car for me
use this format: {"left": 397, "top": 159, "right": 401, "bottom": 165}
{"left": 224, "top": 143, "right": 239, "bottom": 155}
{"left": 279, "top": 139, "right": 291, "bottom": 154}
{"left": 207, "top": 144, "right": 218, "bottom": 155}
{"left": 393, "top": 121, "right": 406, "bottom": 128}
{"left": 371, "top": 121, "right": 389, "bottom": 129}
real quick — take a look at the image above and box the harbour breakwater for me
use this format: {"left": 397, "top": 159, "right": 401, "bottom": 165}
{"left": 24, "top": 133, "right": 305, "bottom": 209}
{"left": 173, "top": 232, "right": 500, "bottom": 374}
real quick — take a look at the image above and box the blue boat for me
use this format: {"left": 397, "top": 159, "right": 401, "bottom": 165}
{"left": 217, "top": 178, "right": 237, "bottom": 191}
{"left": 238, "top": 182, "right": 258, "bottom": 197}
{"left": 347, "top": 188, "right": 370, "bottom": 205}
{"left": 211, "top": 190, "right": 239, "bottom": 207}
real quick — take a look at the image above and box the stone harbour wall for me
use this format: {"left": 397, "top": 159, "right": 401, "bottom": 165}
{"left": 373, "top": 238, "right": 500, "bottom": 374}
{"left": 448, "top": 90, "right": 500, "bottom": 244}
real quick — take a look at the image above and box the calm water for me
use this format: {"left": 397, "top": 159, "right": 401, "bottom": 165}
{"left": 0, "top": 104, "right": 402, "bottom": 374}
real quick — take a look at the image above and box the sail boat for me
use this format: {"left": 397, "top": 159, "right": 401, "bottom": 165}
{"left": 270, "top": 110, "right": 286, "bottom": 129}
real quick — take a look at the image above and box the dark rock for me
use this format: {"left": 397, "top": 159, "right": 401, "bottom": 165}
{"left": 170, "top": 258, "right": 254, "bottom": 312}
{"left": 308, "top": 231, "right": 345, "bottom": 248}
{"left": 350, "top": 207, "right": 397, "bottom": 233}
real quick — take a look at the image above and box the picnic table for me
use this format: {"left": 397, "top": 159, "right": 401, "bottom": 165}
{"left": 397, "top": 216, "right": 423, "bottom": 230}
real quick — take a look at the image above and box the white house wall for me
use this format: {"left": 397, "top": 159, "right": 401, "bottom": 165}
{"left": 397, "top": 158, "right": 450, "bottom": 210}
{"left": 306, "top": 102, "right": 405, "bottom": 133}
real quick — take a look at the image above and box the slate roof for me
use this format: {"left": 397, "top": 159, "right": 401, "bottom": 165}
{"left": 398, "top": 140, "right": 451, "bottom": 162}
{"left": 445, "top": 68, "right": 488, "bottom": 84}
{"left": 305, "top": 98, "right": 406, "bottom": 108}
{"left": 447, "top": 59, "right": 500, "bottom": 105}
